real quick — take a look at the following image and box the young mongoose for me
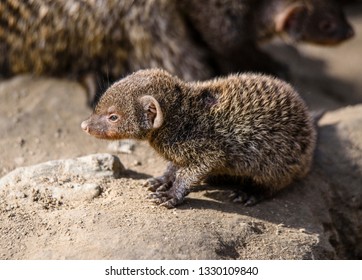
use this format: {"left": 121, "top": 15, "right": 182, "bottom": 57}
{"left": 81, "top": 69, "right": 316, "bottom": 208}
{"left": 179, "top": 0, "right": 355, "bottom": 76}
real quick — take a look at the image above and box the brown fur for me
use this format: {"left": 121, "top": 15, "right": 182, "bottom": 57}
{"left": 0, "top": 0, "right": 212, "bottom": 103}
{"left": 0, "top": 0, "right": 354, "bottom": 100}
{"left": 179, "top": 0, "right": 354, "bottom": 76}
{"left": 82, "top": 69, "right": 316, "bottom": 208}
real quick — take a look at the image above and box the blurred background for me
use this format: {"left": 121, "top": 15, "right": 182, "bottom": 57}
{"left": 264, "top": 3, "right": 362, "bottom": 111}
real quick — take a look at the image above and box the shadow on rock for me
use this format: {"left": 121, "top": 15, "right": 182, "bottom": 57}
{"left": 314, "top": 114, "right": 362, "bottom": 259}
{"left": 123, "top": 169, "right": 152, "bottom": 180}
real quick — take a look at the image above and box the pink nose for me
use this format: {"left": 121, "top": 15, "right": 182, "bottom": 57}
{"left": 81, "top": 120, "right": 89, "bottom": 132}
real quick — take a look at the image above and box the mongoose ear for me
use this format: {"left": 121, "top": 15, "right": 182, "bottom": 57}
{"left": 276, "top": 3, "right": 308, "bottom": 38}
{"left": 139, "top": 95, "right": 164, "bottom": 129}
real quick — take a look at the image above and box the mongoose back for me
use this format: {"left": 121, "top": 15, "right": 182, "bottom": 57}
{"left": 0, "top": 0, "right": 212, "bottom": 103}
{"left": 81, "top": 69, "right": 317, "bottom": 208}
{"left": 179, "top": 0, "right": 354, "bottom": 76}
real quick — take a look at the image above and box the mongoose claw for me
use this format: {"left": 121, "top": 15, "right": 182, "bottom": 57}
{"left": 147, "top": 191, "right": 168, "bottom": 203}
{"left": 148, "top": 191, "right": 166, "bottom": 199}
{"left": 231, "top": 191, "right": 260, "bottom": 206}
{"left": 149, "top": 196, "right": 168, "bottom": 205}
{"left": 148, "top": 193, "right": 172, "bottom": 206}
{"left": 155, "top": 184, "right": 170, "bottom": 192}
{"left": 230, "top": 190, "right": 248, "bottom": 203}
{"left": 143, "top": 178, "right": 163, "bottom": 191}
{"left": 243, "top": 196, "right": 259, "bottom": 207}
{"left": 144, "top": 178, "right": 173, "bottom": 192}
{"left": 160, "top": 199, "right": 178, "bottom": 209}
{"left": 147, "top": 190, "right": 183, "bottom": 208}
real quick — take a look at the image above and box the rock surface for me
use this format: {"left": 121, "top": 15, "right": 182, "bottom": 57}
{"left": 0, "top": 153, "right": 124, "bottom": 207}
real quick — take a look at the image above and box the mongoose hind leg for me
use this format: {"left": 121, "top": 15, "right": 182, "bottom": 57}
{"left": 206, "top": 175, "right": 267, "bottom": 206}
{"left": 231, "top": 190, "right": 266, "bottom": 207}
{"left": 230, "top": 178, "right": 274, "bottom": 206}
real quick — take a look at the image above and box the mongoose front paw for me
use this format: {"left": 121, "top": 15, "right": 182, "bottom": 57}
{"left": 143, "top": 178, "right": 161, "bottom": 191}
{"left": 148, "top": 191, "right": 184, "bottom": 208}
{"left": 143, "top": 178, "right": 171, "bottom": 192}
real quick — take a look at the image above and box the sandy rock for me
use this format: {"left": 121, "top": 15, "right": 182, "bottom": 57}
{"left": 0, "top": 154, "right": 124, "bottom": 208}
{"left": 316, "top": 105, "right": 362, "bottom": 259}
{"left": 0, "top": 153, "right": 124, "bottom": 185}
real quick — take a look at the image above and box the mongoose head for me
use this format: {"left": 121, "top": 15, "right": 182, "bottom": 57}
{"left": 81, "top": 69, "right": 179, "bottom": 140}
{"left": 277, "top": 0, "right": 354, "bottom": 45}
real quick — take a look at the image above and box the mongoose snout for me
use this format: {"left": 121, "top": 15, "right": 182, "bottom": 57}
{"left": 81, "top": 120, "right": 90, "bottom": 133}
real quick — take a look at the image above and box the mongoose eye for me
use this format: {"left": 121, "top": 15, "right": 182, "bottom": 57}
{"left": 108, "top": 114, "right": 119, "bottom": 122}
{"left": 319, "top": 20, "right": 337, "bottom": 33}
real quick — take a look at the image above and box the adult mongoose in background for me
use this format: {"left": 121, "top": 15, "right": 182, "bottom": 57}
{"left": 0, "top": 0, "right": 354, "bottom": 104}
{"left": 81, "top": 69, "right": 316, "bottom": 208}
{"left": 179, "top": 0, "right": 355, "bottom": 76}
{"left": 0, "top": 0, "right": 212, "bottom": 104}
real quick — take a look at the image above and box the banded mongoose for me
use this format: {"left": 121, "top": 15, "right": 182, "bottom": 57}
{"left": 0, "top": 0, "right": 354, "bottom": 102}
{"left": 81, "top": 69, "right": 317, "bottom": 208}
{"left": 0, "top": 0, "right": 212, "bottom": 104}
{"left": 179, "top": 0, "right": 355, "bottom": 76}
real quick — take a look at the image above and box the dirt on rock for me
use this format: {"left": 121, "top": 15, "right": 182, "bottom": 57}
{"left": 0, "top": 6, "right": 362, "bottom": 260}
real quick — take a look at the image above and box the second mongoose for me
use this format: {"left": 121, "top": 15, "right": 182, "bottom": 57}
{"left": 0, "top": 0, "right": 212, "bottom": 104}
{"left": 179, "top": 0, "right": 355, "bottom": 76}
{"left": 1, "top": 0, "right": 354, "bottom": 99}
{"left": 82, "top": 69, "right": 316, "bottom": 208}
